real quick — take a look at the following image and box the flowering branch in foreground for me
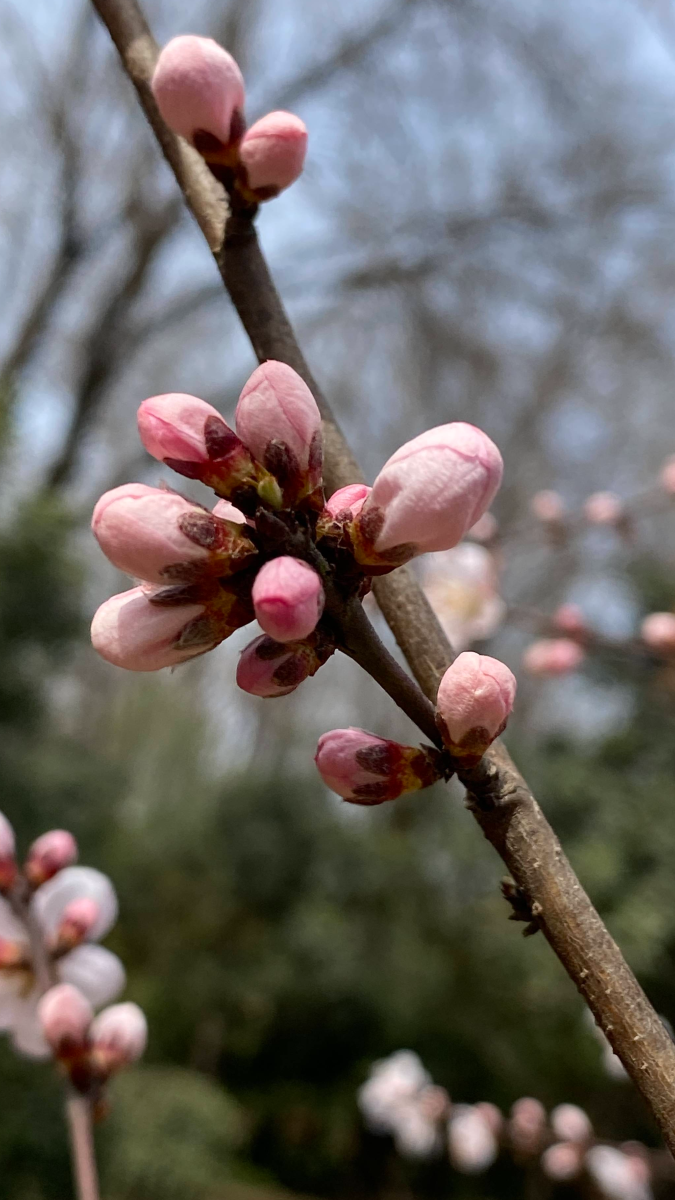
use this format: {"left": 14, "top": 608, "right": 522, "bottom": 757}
{"left": 90, "top": 1, "right": 675, "bottom": 1154}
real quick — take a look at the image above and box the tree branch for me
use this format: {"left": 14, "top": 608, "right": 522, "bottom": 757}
{"left": 90, "top": 0, "right": 675, "bottom": 1151}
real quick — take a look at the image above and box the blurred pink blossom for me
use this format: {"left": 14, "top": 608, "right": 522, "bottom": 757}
{"left": 531, "top": 490, "right": 565, "bottom": 523}
{"left": 541, "top": 1142, "right": 583, "bottom": 1181}
{"left": 641, "top": 612, "right": 675, "bottom": 654}
{"left": 423, "top": 543, "right": 505, "bottom": 650}
{"left": 523, "top": 638, "right": 586, "bottom": 676}
{"left": 584, "top": 491, "right": 624, "bottom": 526}
{"left": 25, "top": 831, "right": 77, "bottom": 888}
{"left": 38, "top": 984, "right": 92, "bottom": 1057}
{"left": 448, "top": 1105, "right": 499, "bottom": 1173}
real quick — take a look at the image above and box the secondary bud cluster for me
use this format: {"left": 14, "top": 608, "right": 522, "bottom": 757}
{"left": 151, "top": 36, "right": 307, "bottom": 204}
{"left": 39, "top": 985, "right": 146, "bottom": 1091}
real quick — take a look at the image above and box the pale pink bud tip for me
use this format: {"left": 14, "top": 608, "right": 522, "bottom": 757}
{"left": 641, "top": 612, "right": 675, "bottom": 654}
{"left": 552, "top": 603, "right": 587, "bottom": 636}
{"left": 448, "top": 1106, "right": 499, "bottom": 1173}
{"left": 530, "top": 490, "right": 565, "bottom": 523}
{"left": 324, "top": 484, "right": 371, "bottom": 520}
{"left": 151, "top": 36, "right": 245, "bottom": 147}
{"left": 236, "top": 632, "right": 332, "bottom": 697}
{"left": 659, "top": 454, "right": 675, "bottom": 495}
{"left": 550, "top": 1104, "right": 592, "bottom": 1144}
{"left": 25, "top": 830, "right": 78, "bottom": 887}
{"left": 252, "top": 557, "right": 324, "bottom": 642}
{"left": 353, "top": 423, "right": 503, "bottom": 567}
{"left": 584, "top": 491, "right": 624, "bottom": 525}
{"left": 138, "top": 392, "right": 235, "bottom": 466}
{"left": 91, "top": 587, "right": 211, "bottom": 672}
{"left": 436, "top": 652, "right": 516, "bottom": 763}
{"left": 0, "top": 812, "right": 16, "bottom": 891}
{"left": 236, "top": 361, "right": 322, "bottom": 499}
{"left": 54, "top": 898, "right": 100, "bottom": 951}
{"left": 239, "top": 111, "right": 308, "bottom": 197}
{"left": 541, "top": 1144, "right": 582, "bottom": 1182}
{"left": 91, "top": 1002, "right": 147, "bottom": 1072}
{"left": 315, "top": 728, "right": 443, "bottom": 805}
{"left": 38, "top": 984, "right": 92, "bottom": 1056}
{"left": 510, "top": 1097, "right": 546, "bottom": 1154}
{"left": 523, "top": 638, "right": 585, "bottom": 676}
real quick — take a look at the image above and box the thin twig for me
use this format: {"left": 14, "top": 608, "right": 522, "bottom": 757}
{"left": 90, "top": 0, "right": 675, "bottom": 1150}
{"left": 66, "top": 1092, "right": 101, "bottom": 1200}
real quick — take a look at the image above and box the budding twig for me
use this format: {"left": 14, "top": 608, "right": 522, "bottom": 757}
{"left": 90, "top": 0, "right": 675, "bottom": 1152}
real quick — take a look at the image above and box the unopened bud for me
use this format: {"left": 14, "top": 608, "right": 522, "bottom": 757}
{"left": 509, "top": 1097, "right": 546, "bottom": 1155}
{"left": 53, "top": 898, "right": 100, "bottom": 954}
{"left": 0, "top": 812, "right": 16, "bottom": 891}
{"left": 541, "top": 1143, "right": 582, "bottom": 1182}
{"left": 238, "top": 111, "right": 307, "bottom": 200}
{"left": 522, "top": 638, "right": 585, "bottom": 676}
{"left": 530, "top": 490, "right": 565, "bottom": 523}
{"left": 349, "top": 424, "right": 502, "bottom": 570}
{"left": 586, "top": 1145, "right": 649, "bottom": 1200}
{"left": 137, "top": 393, "right": 281, "bottom": 513}
{"left": 25, "top": 830, "right": 77, "bottom": 888}
{"left": 92, "top": 484, "right": 256, "bottom": 584}
{"left": 236, "top": 361, "right": 322, "bottom": 504}
{"left": 448, "top": 1105, "right": 499, "bottom": 1173}
{"left": 641, "top": 611, "right": 675, "bottom": 654}
{"left": 252, "top": 557, "right": 324, "bottom": 643}
{"left": 552, "top": 603, "right": 587, "bottom": 637}
{"left": 550, "top": 1103, "right": 592, "bottom": 1144}
{"left": 0, "top": 938, "right": 26, "bottom": 968}
{"left": 584, "top": 491, "right": 624, "bottom": 526}
{"left": 315, "top": 727, "right": 445, "bottom": 805}
{"left": 38, "top": 984, "right": 92, "bottom": 1057}
{"left": 90, "top": 1002, "right": 147, "bottom": 1074}
{"left": 435, "top": 652, "right": 516, "bottom": 765}
{"left": 236, "top": 630, "right": 334, "bottom": 697}
{"left": 659, "top": 454, "right": 675, "bottom": 495}
{"left": 151, "top": 36, "right": 245, "bottom": 154}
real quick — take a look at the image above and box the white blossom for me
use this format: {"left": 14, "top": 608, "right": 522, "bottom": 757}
{"left": 423, "top": 543, "right": 504, "bottom": 649}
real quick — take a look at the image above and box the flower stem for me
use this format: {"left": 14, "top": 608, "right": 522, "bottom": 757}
{"left": 66, "top": 1092, "right": 100, "bottom": 1200}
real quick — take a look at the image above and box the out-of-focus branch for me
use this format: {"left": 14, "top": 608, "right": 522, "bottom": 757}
{"left": 90, "top": 0, "right": 675, "bottom": 1152}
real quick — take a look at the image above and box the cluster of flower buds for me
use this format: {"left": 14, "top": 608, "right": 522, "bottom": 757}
{"left": 91, "top": 357, "right": 507, "bottom": 734}
{"left": 151, "top": 35, "right": 307, "bottom": 204}
{"left": 38, "top": 985, "right": 146, "bottom": 1098}
{"left": 358, "top": 1050, "right": 654, "bottom": 1198}
{"left": 0, "top": 813, "right": 128, "bottom": 1059}
{"left": 315, "top": 652, "right": 516, "bottom": 804}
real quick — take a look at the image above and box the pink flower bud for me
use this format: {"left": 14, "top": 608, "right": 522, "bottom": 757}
{"left": 436, "top": 652, "right": 516, "bottom": 764}
{"left": 552, "top": 603, "right": 587, "bottom": 637}
{"left": 236, "top": 362, "right": 322, "bottom": 503}
{"left": 25, "top": 830, "right": 78, "bottom": 888}
{"left": 91, "top": 587, "right": 217, "bottom": 672}
{"left": 38, "top": 984, "right": 92, "bottom": 1057}
{"left": 238, "top": 111, "right": 307, "bottom": 199}
{"left": 541, "top": 1143, "right": 582, "bottom": 1182}
{"left": 323, "top": 484, "right": 371, "bottom": 520}
{"left": 236, "top": 631, "right": 334, "bottom": 697}
{"left": 523, "top": 638, "right": 585, "bottom": 676}
{"left": 151, "top": 36, "right": 245, "bottom": 149}
{"left": 550, "top": 1104, "right": 592, "bottom": 1144}
{"left": 530, "top": 490, "right": 565, "bottom": 523}
{"left": 659, "top": 454, "right": 675, "bottom": 495}
{"left": 315, "top": 728, "right": 444, "bottom": 805}
{"left": 641, "top": 612, "right": 675, "bottom": 654}
{"left": 252, "top": 557, "right": 324, "bottom": 642}
{"left": 586, "top": 1145, "right": 649, "bottom": 1200}
{"left": 584, "top": 491, "right": 624, "bottom": 526}
{"left": 0, "top": 812, "right": 16, "bottom": 892}
{"left": 0, "top": 938, "right": 26, "bottom": 967}
{"left": 52, "top": 898, "right": 100, "bottom": 953}
{"left": 350, "top": 424, "right": 503, "bottom": 569}
{"left": 137, "top": 393, "right": 282, "bottom": 511}
{"left": 418, "top": 1085, "right": 451, "bottom": 1122}
{"left": 90, "top": 1002, "right": 147, "bottom": 1073}
{"left": 509, "top": 1097, "right": 546, "bottom": 1155}
{"left": 448, "top": 1106, "right": 499, "bottom": 1173}
{"left": 92, "top": 484, "right": 256, "bottom": 585}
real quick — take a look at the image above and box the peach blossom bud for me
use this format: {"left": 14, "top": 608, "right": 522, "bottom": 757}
{"left": 530, "top": 490, "right": 565, "bottom": 523}
{"left": 541, "top": 1143, "right": 582, "bottom": 1182}
{"left": 436, "top": 652, "right": 516, "bottom": 764}
{"left": 0, "top": 812, "right": 16, "bottom": 891}
{"left": 52, "top": 898, "right": 100, "bottom": 953}
{"left": 137, "top": 393, "right": 281, "bottom": 512}
{"left": 550, "top": 1104, "right": 592, "bottom": 1144}
{"left": 552, "top": 603, "right": 587, "bottom": 637}
{"left": 584, "top": 491, "right": 624, "bottom": 525}
{"left": 509, "top": 1097, "right": 546, "bottom": 1155}
{"left": 474, "top": 1103, "right": 503, "bottom": 1136}
{"left": 90, "top": 1002, "right": 147, "bottom": 1073}
{"left": 468, "top": 512, "right": 498, "bottom": 542}
{"left": 418, "top": 1085, "right": 450, "bottom": 1122}
{"left": 0, "top": 937, "right": 26, "bottom": 967}
{"left": 151, "top": 36, "right": 245, "bottom": 149}
{"left": 641, "top": 612, "right": 675, "bottom": 654}
{"left": 91, "top": 587, "right": 215, "bottom": 672}
{"left": 92, "top": 484, "right": 256, "bottom": 584}
{"left": 252, "top": 557, "right": 324, "bottom": 642}
{"left": 38, "top": 984, "right": 92, "bottom": 1057}
{"left": 315, "top": 728, "right": 444, "bottom": 805}
{"left": 585, "top": 1145, "right": 650, "bottom": 1200}
{"left": 238, "top": 111, "right": 307, "bottom": 199}
{"left": 236, "top": 362, "right": 322, "bottom": 503}
{"left": 523, "top": 638, "right": 585, "bottom": 676}
{"left": 659, "top": 454, "right": 675, "bottom": 494}
{"left": 324, "top": 484, "right": 371, "bottom": 520}
{"left": 25, "top": 830, "right": 77, "bottom": 888}
{"left": 350, "top": 423, "right": 503, "bottom": 569}
{"left": 236, "top": 631, "right": 334, "bottom": 697}
{"left": 448, "top": 1106, "right": 499, "bottom": 1173}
